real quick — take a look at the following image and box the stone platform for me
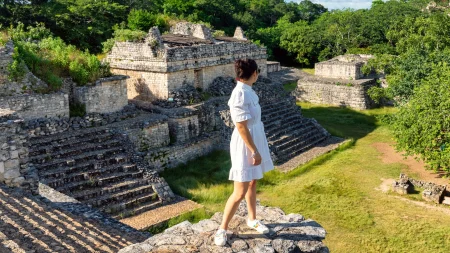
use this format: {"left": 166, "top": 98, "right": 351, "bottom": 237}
{"left": 119, "top": 201, "right": 328, "bottom": 253}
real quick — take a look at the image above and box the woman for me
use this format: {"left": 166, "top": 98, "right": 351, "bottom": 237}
{"left": 214, "top": 59, "right": 274, "bottom": 246}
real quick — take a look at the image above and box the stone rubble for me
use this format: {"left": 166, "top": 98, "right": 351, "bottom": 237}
{"left": 119, "top": 201, "right": 328, "bottom": 253}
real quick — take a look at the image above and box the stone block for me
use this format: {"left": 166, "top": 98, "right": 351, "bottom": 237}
{"left": 10, "top": 150, "right": 18, "bottom": 159}
{"left": 4, "top": 159, "right": 19, "bottom": 170}
{"left": 4, "top": 168, "right": 20, "bottom": 179}
{"left": 422, "top": 185, "right": 446, "bottom": 204}
{"left": 392, "top": 178, "right": 412, "bottom": 195}
{"left": 0, "top": 161, "right": 4, "bottom": 173}
{"left": 12, "top": 176, "right": 25, "bottom": 186}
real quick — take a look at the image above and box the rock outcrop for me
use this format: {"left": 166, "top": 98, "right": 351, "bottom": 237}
{"left": 119, "top": 201, "right": 328, "bottom": 253}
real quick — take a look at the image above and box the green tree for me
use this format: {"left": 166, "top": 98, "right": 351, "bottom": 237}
{"left": 393, "top": 61, "right": 450, "bottom": 174}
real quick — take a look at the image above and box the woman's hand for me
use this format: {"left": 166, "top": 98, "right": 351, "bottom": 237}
{"left": 252, "top": 152, "right": 262, "bottom": 166}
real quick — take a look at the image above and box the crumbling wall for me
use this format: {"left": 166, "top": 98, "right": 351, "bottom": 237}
{"left": 0, "top": 92, "right": 69, "bottom": 120}
{"left": 0, "top": 112, "right": 38, "bottom": 194}
{"left": 74, "top": 76, "right": 128, "bottom": 114}
{"left": 294, "top": 76, "right": 377, "bottom": 109}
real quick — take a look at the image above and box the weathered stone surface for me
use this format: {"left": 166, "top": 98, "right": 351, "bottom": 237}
{"left": 393, "top": 178, "right": 413, "bottom": 195}
{"left": 119, "top": 202, "right": 327, "bottom": 253}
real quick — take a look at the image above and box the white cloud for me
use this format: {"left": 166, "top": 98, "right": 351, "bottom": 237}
{"left": 289, "top": 0, "right": 374, "bottom": 10}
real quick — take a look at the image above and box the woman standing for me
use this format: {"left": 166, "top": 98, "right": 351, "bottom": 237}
{"left": 215, "top": 59, "right": 274, "bottom": 246}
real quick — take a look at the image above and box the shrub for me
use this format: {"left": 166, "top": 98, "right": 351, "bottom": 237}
{"left": 102, "top": 26, "right": 147, "bottom": 53}
{"left": 7, "top": 46, "right": 27, "bottom": 81}
{"left": 70, "top": 102, "right": 86, "bottom": 118}
{"left": 9, "top": 23, "right": 111, "bottom": 89}
{"left": 392, "top": 62, "right": 450, "bottom": 174}
{"left": 128, "top": 9, "right": 155, "bottom": 31}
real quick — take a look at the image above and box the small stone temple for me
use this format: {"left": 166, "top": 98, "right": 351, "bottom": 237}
{"left": 105, "top": 22, "right": 269, "bottom": 101}
{"left": 294, "top": 54, "right": 379, "bottom": 109}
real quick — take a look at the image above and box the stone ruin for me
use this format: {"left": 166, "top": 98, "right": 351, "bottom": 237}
{"left": 105, "top": 22, "right": 275, "bottom": 101}
{"left": 120, "top": 201, "right": 329, "bottom": 253}
{"left": 294, "top": 54, "right": 381, "bottom": 109}
{"left": 0, "top": 22, "right": 339, "bottom": 252}
{"left": 393, "top": 173, "right": 449, "bottom": 205}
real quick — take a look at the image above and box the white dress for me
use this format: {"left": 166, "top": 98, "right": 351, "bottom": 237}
{"left": 228, "top": 81, "right": 274, "bottom": 182}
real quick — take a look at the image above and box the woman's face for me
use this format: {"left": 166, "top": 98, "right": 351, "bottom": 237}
{"left": 249, "top": 68, "right": 260, "bottom": 84}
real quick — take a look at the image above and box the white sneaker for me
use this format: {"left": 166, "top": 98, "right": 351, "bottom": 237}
{"left": 247, "top": 219, "right": 270, "bottom": 234}
{"left": 214, "top": 228, "right": 227, "bottom": 246}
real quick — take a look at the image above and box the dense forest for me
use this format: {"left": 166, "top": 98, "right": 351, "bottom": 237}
{"left": 1, "top": 0, "right": 449, "bottom": 173}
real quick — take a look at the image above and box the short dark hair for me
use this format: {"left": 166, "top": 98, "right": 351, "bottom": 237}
{"left": 235, "top": 59, "right": 258, "bottom": 80}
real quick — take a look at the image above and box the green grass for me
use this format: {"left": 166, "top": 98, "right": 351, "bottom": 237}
{"left": 161, "top": 103, "right": 450, "bottom": 252}
{"left": 283, "top": 82, "right": 297, "bottom": 92}
{"left": 302, "top": 68, "right": 315, "bottom": 75}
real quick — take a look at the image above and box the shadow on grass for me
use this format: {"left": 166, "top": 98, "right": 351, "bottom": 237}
{"left": 299, "top": 103, "right": 379, "bottom": 140}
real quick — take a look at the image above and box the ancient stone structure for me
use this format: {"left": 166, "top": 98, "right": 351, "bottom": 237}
{"left": 119, "top": 201, "right": 328, "bottom": 253}
{"left": 0, "top": 92, "right": 69, "bottom": 120}
{"left": 394, "top": 174, "right": 448, "bottom": 204}
{"left": 74, "top": 75, "right": 128, "bottom": 114}
{"left": 267, "top": 61, "right": 281, "bottom": 73}
{"left": 294, "top": 54, "right": 379, "bottom": 109}
{"left": 0, "top": 40, "right": 48, "bottom": 96}
{"left": 105, "top": 23, "right": 268, "bottom": 101}
{"left": 0, "top": 110, "right": 38, "bottom": 194}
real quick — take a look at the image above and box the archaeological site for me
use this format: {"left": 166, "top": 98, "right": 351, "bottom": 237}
{"left": 0, "top": 22, "right": 344, "bottom": 252}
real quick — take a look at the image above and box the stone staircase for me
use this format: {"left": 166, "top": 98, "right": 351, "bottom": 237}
{"left": 29, "top": 127, "right": 163, "bottom": 219}
{"left": 261, "top": 98, "right": 329, "bottom": 164}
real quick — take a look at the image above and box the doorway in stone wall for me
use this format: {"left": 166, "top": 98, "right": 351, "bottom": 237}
{"left": 194, "top": 69, "right": 203, "bottom": 90}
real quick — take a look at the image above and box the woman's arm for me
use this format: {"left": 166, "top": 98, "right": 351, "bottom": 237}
{"left": 236, "top": 120, "right": 262, "bottom": 166}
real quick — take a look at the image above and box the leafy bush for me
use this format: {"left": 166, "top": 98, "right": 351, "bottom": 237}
{"left": 7, "top": 46, "right": 27, "bottom": 81}
{"left": 0, "top": 28, "right": 8, "bottom": 46}
{"left": 392, "top": 62, "right": 450, "bottom": 174}
{"left": 128, "top": 9, "right": 155, "bottom": 31}
{"left": 70, "top": 102, "right": 86, "bottom": 118}
{"left": 9, "top": 23, "right": 111, "bottom": 89}
{"left": 102, "top": 25, "right": 147, "bottom": 53}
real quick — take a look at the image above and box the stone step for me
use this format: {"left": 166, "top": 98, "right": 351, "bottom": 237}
{"left": 30, "top": 139, "right": 123, "bottom": 164}
{"left": 85, "top": 182, "right": 155, "bottom": 208}
{"left": 266, "top": 118, "right": 311, "bottom": 140}
{"left": 30, "top": 128, "right": 110, "bottom": 146}
{"left": 260, "top": 99, "right": 295, "bottom": 111}
{"left": 41, "top": 163, "right": 138, "bottom": 189}
{"left": 38, "top": 155, "right": 133, "bottom": 180}
{"left": 102, "top": 192, "right": 160, "bottom": 215}
{"left": 261, "top": 106, "right": 297, "bottom": 121}
{"left": 270, "top": 125, "right": 318, "bottom": 149}
{"left": 29, "top": 131, "right": 115, "bottom": 156}
{"left": 34, "top": 147, "right": 127, "bottom": 171}
{"left": 276, "top": 133, "right": 328, "bottom": 163}
{"left": 112, "top": 198, "right": 163, "bottom": 219}
{"left": 276, "top": 131, "right": 324, "bottom": 155}
{"left": 55, "top": 170, "right": 144, "bottom": 194}
{"left": 72, "top": 179, "right": 152, "bottom": 201}
{"left": 263, "top": 113, "right": 304, "bottom": 132}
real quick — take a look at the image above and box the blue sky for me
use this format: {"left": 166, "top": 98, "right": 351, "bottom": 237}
{"left": 290, "top": 0, "right": 374, "bottom": 10}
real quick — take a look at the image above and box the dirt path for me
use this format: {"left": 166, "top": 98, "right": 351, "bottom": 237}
{"left": 372, "top": 142, "right": 449, "bottom": 186}
{"left": 120, "top": 197, "right": 203, "bottom": 231}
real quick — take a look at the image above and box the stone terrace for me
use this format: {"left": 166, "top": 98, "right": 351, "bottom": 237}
{"left": 0, "top": 184, "right": 149, "bottom": 253}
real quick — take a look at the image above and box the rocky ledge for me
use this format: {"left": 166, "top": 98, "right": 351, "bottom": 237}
{"left": 119, "top": 201, "right": 328, "bottom": 253}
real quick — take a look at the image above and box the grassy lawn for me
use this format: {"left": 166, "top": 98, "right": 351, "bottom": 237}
{"left": 301, "top": 68, "right": 315, "bottom": 75}
{"left": 161, "top": 103, "right": 450, "bottom": 253}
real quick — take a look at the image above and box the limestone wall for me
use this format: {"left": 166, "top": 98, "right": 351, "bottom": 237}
{"left": 295, "top": 76, "right": 377, "bottom": 109}
{"left": 0, "top": 114, "right": 38, "bottom": 194}
{"left": 267, "top": 61, "right": 281, "bottom": 73}
{"left": 315, "top": 62, "right": 363, "bottom": 80}
{"left": 74, "top": 76, "right": 128, "bottom": 114}
{"left": 168, "top": 115, "right": 200, "bottom": 143}
{"left": 0, "top": 93, "right": 69, "bottom": 120}
{"left": 107, "top": 42, "right": 266, "bottom": 73}
{"left": 145, "top": 134, "right": 221, "bottom": 171}
{"left": 126, "top": 121, "right": 170, "bottom": 152}
{"left": 167, "top": 69, "right": 195, "bottom": 92}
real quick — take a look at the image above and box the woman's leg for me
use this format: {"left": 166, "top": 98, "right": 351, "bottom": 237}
{"left": 220, "top": 181, "right": 250, "bottom": 230}
{"left": 245, "top": 179, "right": 257, "bottom": 221}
